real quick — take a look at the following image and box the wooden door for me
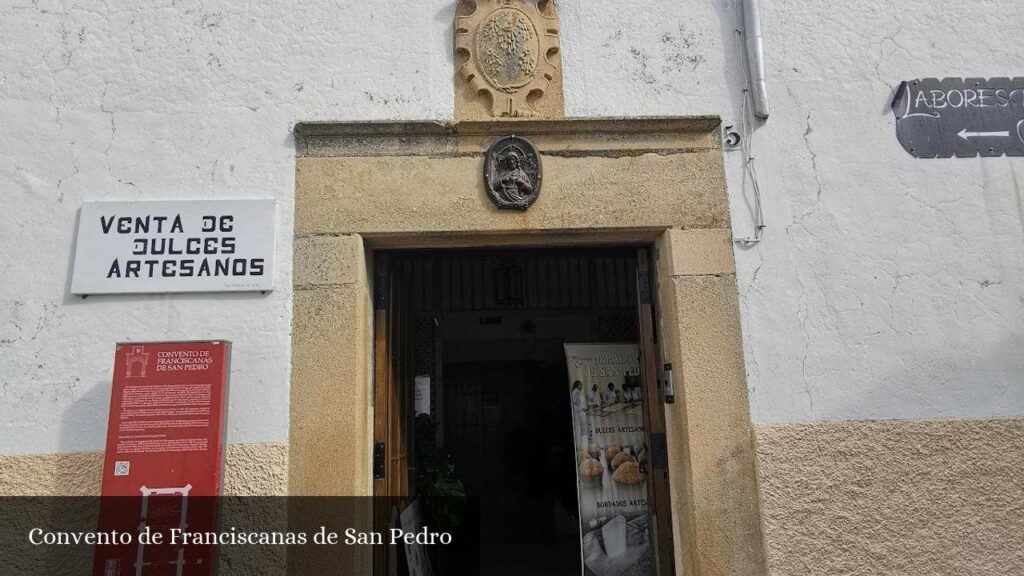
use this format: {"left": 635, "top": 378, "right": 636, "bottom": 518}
{"left": 373, "top": 254, "right": 415, "bottom": 576}
{"left": 636, "top": 248, "right": 677, "bottom": 576}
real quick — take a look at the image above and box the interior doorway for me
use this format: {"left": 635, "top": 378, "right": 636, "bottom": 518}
{"left": 373, "top": 247, "right": 674, "bottom": 576}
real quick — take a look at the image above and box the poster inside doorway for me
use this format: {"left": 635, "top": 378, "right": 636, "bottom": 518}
{"left": 564, "top": 343, "right": 651, "bottom": 576}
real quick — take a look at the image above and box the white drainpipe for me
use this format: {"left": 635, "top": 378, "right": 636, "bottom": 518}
{"left": 743, "top": 0, "right": 770, "bottom": 119}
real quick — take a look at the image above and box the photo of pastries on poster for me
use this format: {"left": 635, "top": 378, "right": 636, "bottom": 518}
{"left": 565, "top": 343, "right": 651, "bottom": 576}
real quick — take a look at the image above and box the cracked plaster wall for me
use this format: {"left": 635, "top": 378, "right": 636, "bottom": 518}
{"left": 1, "top": 0, "right": 1022, "bottom": 453}
{"left": 562, "top": 0, "right": 1024, "bottom": 425}
{"left": 720, "top": 1, "right": 1024, "bottom": 423}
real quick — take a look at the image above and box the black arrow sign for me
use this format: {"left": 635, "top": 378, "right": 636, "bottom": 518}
{"left": 892, "top": 77, "right": 1024, "bottom": 158}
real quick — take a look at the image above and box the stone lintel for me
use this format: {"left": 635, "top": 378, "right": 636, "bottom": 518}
{"left": 295, "top": 116, "right": 722, "bottom": 158}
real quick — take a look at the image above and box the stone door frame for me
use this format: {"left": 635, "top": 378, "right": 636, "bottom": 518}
{"left": 288, "top": 117, "right": 768, "bottom": 576}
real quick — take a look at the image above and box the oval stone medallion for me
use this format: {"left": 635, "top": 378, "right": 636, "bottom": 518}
{"left": 475, "top": 7, "right": 539, "bottom": 92}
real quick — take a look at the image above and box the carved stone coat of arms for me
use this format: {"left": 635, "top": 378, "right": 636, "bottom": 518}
{"left": 456, "top": 0, "right": 561, "bottom": 118}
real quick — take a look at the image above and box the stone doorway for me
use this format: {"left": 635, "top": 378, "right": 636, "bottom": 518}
{"left": 287, "top": 117, "right": 767, "bottom": 576}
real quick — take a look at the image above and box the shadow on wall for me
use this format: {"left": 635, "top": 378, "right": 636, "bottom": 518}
{"left": 7, "top": 381, "right": 111, "bottom": 575}
{"left": 711, "top": 0, "right": 753, "bottom": 124}
{"left": 60, "top": 207, "right": 81, "bottom": 306}
{"left": 710, "top": 0, "right": 765, "bottom": 247}
{"left": 57, "top": 380, "right": 107, "bottom": 495}
{"left": 438, "top": 1, "right": 458, "bottom": 67}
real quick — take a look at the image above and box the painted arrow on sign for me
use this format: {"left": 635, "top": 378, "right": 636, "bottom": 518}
{"left": 957, "top": 128, "right": 1011, "bottom": 140}
{"left": 892, "top": 77, "right": 1024, "bottom": 158}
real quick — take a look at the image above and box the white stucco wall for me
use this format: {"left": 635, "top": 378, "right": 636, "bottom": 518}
{"left": 563, "top": 0, "right": 1024, "bottom": 424}
{"left": 0, "top": 0, "right": 454, "bottom": 455}
{"left": 1, "top": 0, "right": 1022, "bottom": 456}
{"left": 725, "top": 1, "right": 1024, "bottom": 423}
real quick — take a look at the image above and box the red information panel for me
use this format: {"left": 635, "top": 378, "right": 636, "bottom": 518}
{"left": 92, "top": 341, "right": 230, "bottom": 576}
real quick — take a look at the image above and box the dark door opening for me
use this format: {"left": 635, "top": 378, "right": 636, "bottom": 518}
{"left": 445, "top": 360, "right": 580, "bottom": 575}
{"left": 374, "top": 247, "right": 673, "bottom": 576}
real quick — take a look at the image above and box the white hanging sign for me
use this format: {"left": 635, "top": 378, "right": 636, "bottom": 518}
{"left": 71, "top": 199, "right": 276, "bottom": 295}
{"left": 414, "top": 375, "right": 432, "bottom": 416}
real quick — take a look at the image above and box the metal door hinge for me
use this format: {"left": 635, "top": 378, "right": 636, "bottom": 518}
{"left": 663, "top": 363, "right": 675, "bottom": 404}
